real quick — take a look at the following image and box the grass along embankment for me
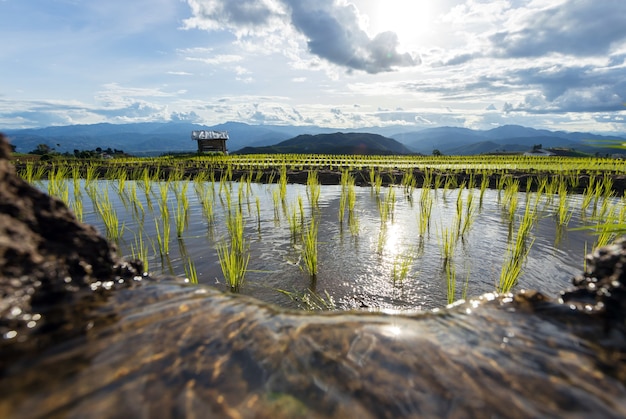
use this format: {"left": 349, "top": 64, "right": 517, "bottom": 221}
{"left": 12, "top": 153, "right": 626, "bottom": 194}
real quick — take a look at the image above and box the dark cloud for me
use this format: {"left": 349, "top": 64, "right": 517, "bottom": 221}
{"left": 490, "top": 0, "right": 626, "bottom": 58}
{"left": 187, "top": 0, "right": 280, "bottom": 30}
{"left": 505, "top": 64, "right": 626, "bottom": 113}
{"left": 283, "top": 0, "right": 418, "bottom": 73}
{"left": 216, "top": 1, "right": 276, "bottom": 26}
{"left": 185, "top": 0, "right": 418, "bottom": 73}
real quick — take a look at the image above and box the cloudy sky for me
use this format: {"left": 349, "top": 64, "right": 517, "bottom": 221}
{"left": 1, "top": 0, "right": 625, "bottom": 133}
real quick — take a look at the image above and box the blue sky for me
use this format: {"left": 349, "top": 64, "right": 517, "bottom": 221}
{"left": 1, "top": 0, "right": 625, "bottom": 133}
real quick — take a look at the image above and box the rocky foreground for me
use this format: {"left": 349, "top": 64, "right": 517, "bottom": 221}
{"left": 1, "top": 133, "right": 626, "bottom": 418}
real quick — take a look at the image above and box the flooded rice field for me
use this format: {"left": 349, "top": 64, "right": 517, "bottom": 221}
{"left": 39, "top": 178, "right": 624, "bottom": 311}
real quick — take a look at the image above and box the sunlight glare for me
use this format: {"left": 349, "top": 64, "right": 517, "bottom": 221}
{"left": 370, "top": 0, "right": 435, "bottom": 47}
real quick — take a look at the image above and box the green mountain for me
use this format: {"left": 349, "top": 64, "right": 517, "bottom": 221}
{"left": 234, "top": 132, "right": 413, "bottom": 155}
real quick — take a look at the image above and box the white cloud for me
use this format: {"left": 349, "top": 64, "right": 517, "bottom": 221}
{"left": 1, "top": 0, "right": 625, "bottom": 134}
{"left": 182, "top": 0, "right": 419, "bottom": 74}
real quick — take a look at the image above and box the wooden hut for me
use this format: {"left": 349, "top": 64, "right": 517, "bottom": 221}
{"left": 191, "top": 130, "right": 228, "bottom": 154}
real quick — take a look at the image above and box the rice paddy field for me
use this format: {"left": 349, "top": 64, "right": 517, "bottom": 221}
{"left": 14, "top": 154, "right": 626, "bottom": 311}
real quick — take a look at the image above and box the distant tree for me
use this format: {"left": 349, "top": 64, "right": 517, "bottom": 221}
{"left": 30, "top": 144, "right": 52, "bottom": 155}
{"left": 432, "top": 149, "right": 442, "bottom": 156}
{"left": 532, "top": 144, "right": 542, "bottom": 151}
{"left": 95, "top": 147, "right": 102, "bottom": 153}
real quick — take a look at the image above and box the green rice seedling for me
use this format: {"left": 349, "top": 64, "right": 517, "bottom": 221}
{"left": 154, "top": 209, "right": 171, "bottom": 255}
{"left": 379, "top": 186, "right": 396, "bottom": 223}
{"left": 277, "top": 288, "right": 335, "bottom": 311}
{"left": 195, "top": 181, "right": 215, "bottom": 224}
{"left": 279, "top": 164, "right": 288, "bottom": 202}
{"left": 85, "top": 163, "right": 99, "bottom": 184}
{"left": 224, "top": 163, "right": 234, "bottom": 182}
{"left": 130, "top": 232, "right": 150, "bottom": 273}
{"left": 220, "top": 181, "right": 234, "bottom": 213}
{"left": 401, "top": 168, "right": 416, "bottom": 196}
{"left": 94, "top": 189, "right": 124, "bottom": 242}
{"left": 116, "top": 170, "right": 128, "bottom": 196}
{"left": 126, "top": 181, "right": 145, "bottom": 223}
{"left": 70, "top": 198, "right": 84, "bottom": 222}
{"left": 347, "top": 182, "right": 358, "bottom": 236}
{"left": 479, "top": 173, "right": 490, "bottom": 209}
{"left": 443, "top": 175, "right": 458, "bottom": 196}
{"left": 348, "top": 207, "right": 360, "bottom": 237}
{"left": 502, "top": 179, "right": 519, "bottom": 225}
{"left": 461, "top": 191, "right": 476, "bottom": 238}
{"left": 174, "top": 198, "right": 188, "bottom": 238}
{"left": 298, "top": 195, "right": 305, "bottom": 225}
{"left": 391, "top": 249, "right": 415, "bottom": 285}
{"left": 422, "top": 168, "right": 433, "bottom": 188}
{"left": 306, "top": 170, "right": 321, "bottom": 209}
{"left": 255, "top": 196, "right": 261, "bottom": 232}
{"left": 536, "top": 175, "right": 548, "bottom": 195}
{"left": 496, "top": 173, "right": 507, "bottom": 192}
{"left": 217, "top": 240, "right": 249, "bottom": 291}
{"left": 544, "top": 176, "right": 559, "bottom": 205}
{"left": 418, "top": 189, "right": 433, "bottom": 237}
{"left": 566, "top": 173, "right": 579, "bottom": 191}
{"left": 71, "top": 165, "right": 82, "bottom": 195}
{"left": 225, "top": 207, "right": 246, "bottom": 252}
{"left": 167, "top": 166, "right": 184, "bottom": 182}
{"left": 433, "top": 174, "right": 443, "bottom": 190}
{"left": 445, "top": 262, "right": 457, "bottom": 305}
{"left": 184, "top": 257, "right": 199, "bottom": 284}
{"left": 454, "top": 189, "right": 464, "bottom": 235}
{"left": 368, "top": 167, "right": 377, "bottom": 189}
{"left": 581, "top": 178, "right": 596, "bottom": 215}
{"left": 338, "top": 188, "right": 347, "bottom": 227}
{"left": 461, "top": 269, "right": 471, "bottom": 300}
{"left": 374, "top": 171, "right": 383, "bottom": 196}
{"left": 266, "top": 170, "right": 276, "bottom": 185}
{"left": 46, "top": 164, "right": 71, "bottom": 206}
{"left": 272, "top": 188, "right": 281, "bottom": 223}
{"left": 171, "top": 182, "right": 190, "bottom": 238}
{"left": 592, "top": 205, "right": 619, "bottom": 250}
{"left": 338, "top": 169, "right": 356, "bottom": 226}
{"left": 300, "top": 216, "right": 319, "bottom": 278}
{"left": 525, "top": 176, "right": 533, "bottom": 194}
{"left": 498, "top": 221, "right": 535, "bottom": 293}
{"left": 237, "top": 176, "right": 247, "bottom": 214}
{"left": 439, "top": 227, "right": 455, "bottom": 269}
{"left": 556, "top": 182, "right": 573, "bottom": 227}
{"left": 20, "top": 161, "right": 34, "bottom": 183}
{"left": 498, "top": 247, "right": 526, "bottom": 293}
{"left": 254, "top": 169, "right": 264, "bottom": 183}
{"left": 288, "top": 200, "right": 302, "bottom": 242}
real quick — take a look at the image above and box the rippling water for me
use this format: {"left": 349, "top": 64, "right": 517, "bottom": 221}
{"left": 40, "top": 179, "right": 621, "bottom": 311}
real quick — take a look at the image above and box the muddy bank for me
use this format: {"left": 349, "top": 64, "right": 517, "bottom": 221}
{"left": 2, "top": 132, "right": 626, "bottom": 418}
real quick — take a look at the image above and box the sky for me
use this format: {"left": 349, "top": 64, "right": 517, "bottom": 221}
{"left": 1, "top": 0, "right": 625, "bottom": 134}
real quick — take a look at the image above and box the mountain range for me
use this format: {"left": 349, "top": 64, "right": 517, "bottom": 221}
{"left": 3, "top": 121, "right": 625, "bottom": 156}
{"left": 235, "top": 132, "right": 412, "bottom": 155}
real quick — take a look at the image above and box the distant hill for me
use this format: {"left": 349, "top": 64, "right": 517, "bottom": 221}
{"left": 393, "top": 125, "right": 626, "bottom": 156}
{"left": 235, "top": 132, "right": 413, "bottom": 155}
{"left": 3, "top": 121, "right": 625, "bottom": 156}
